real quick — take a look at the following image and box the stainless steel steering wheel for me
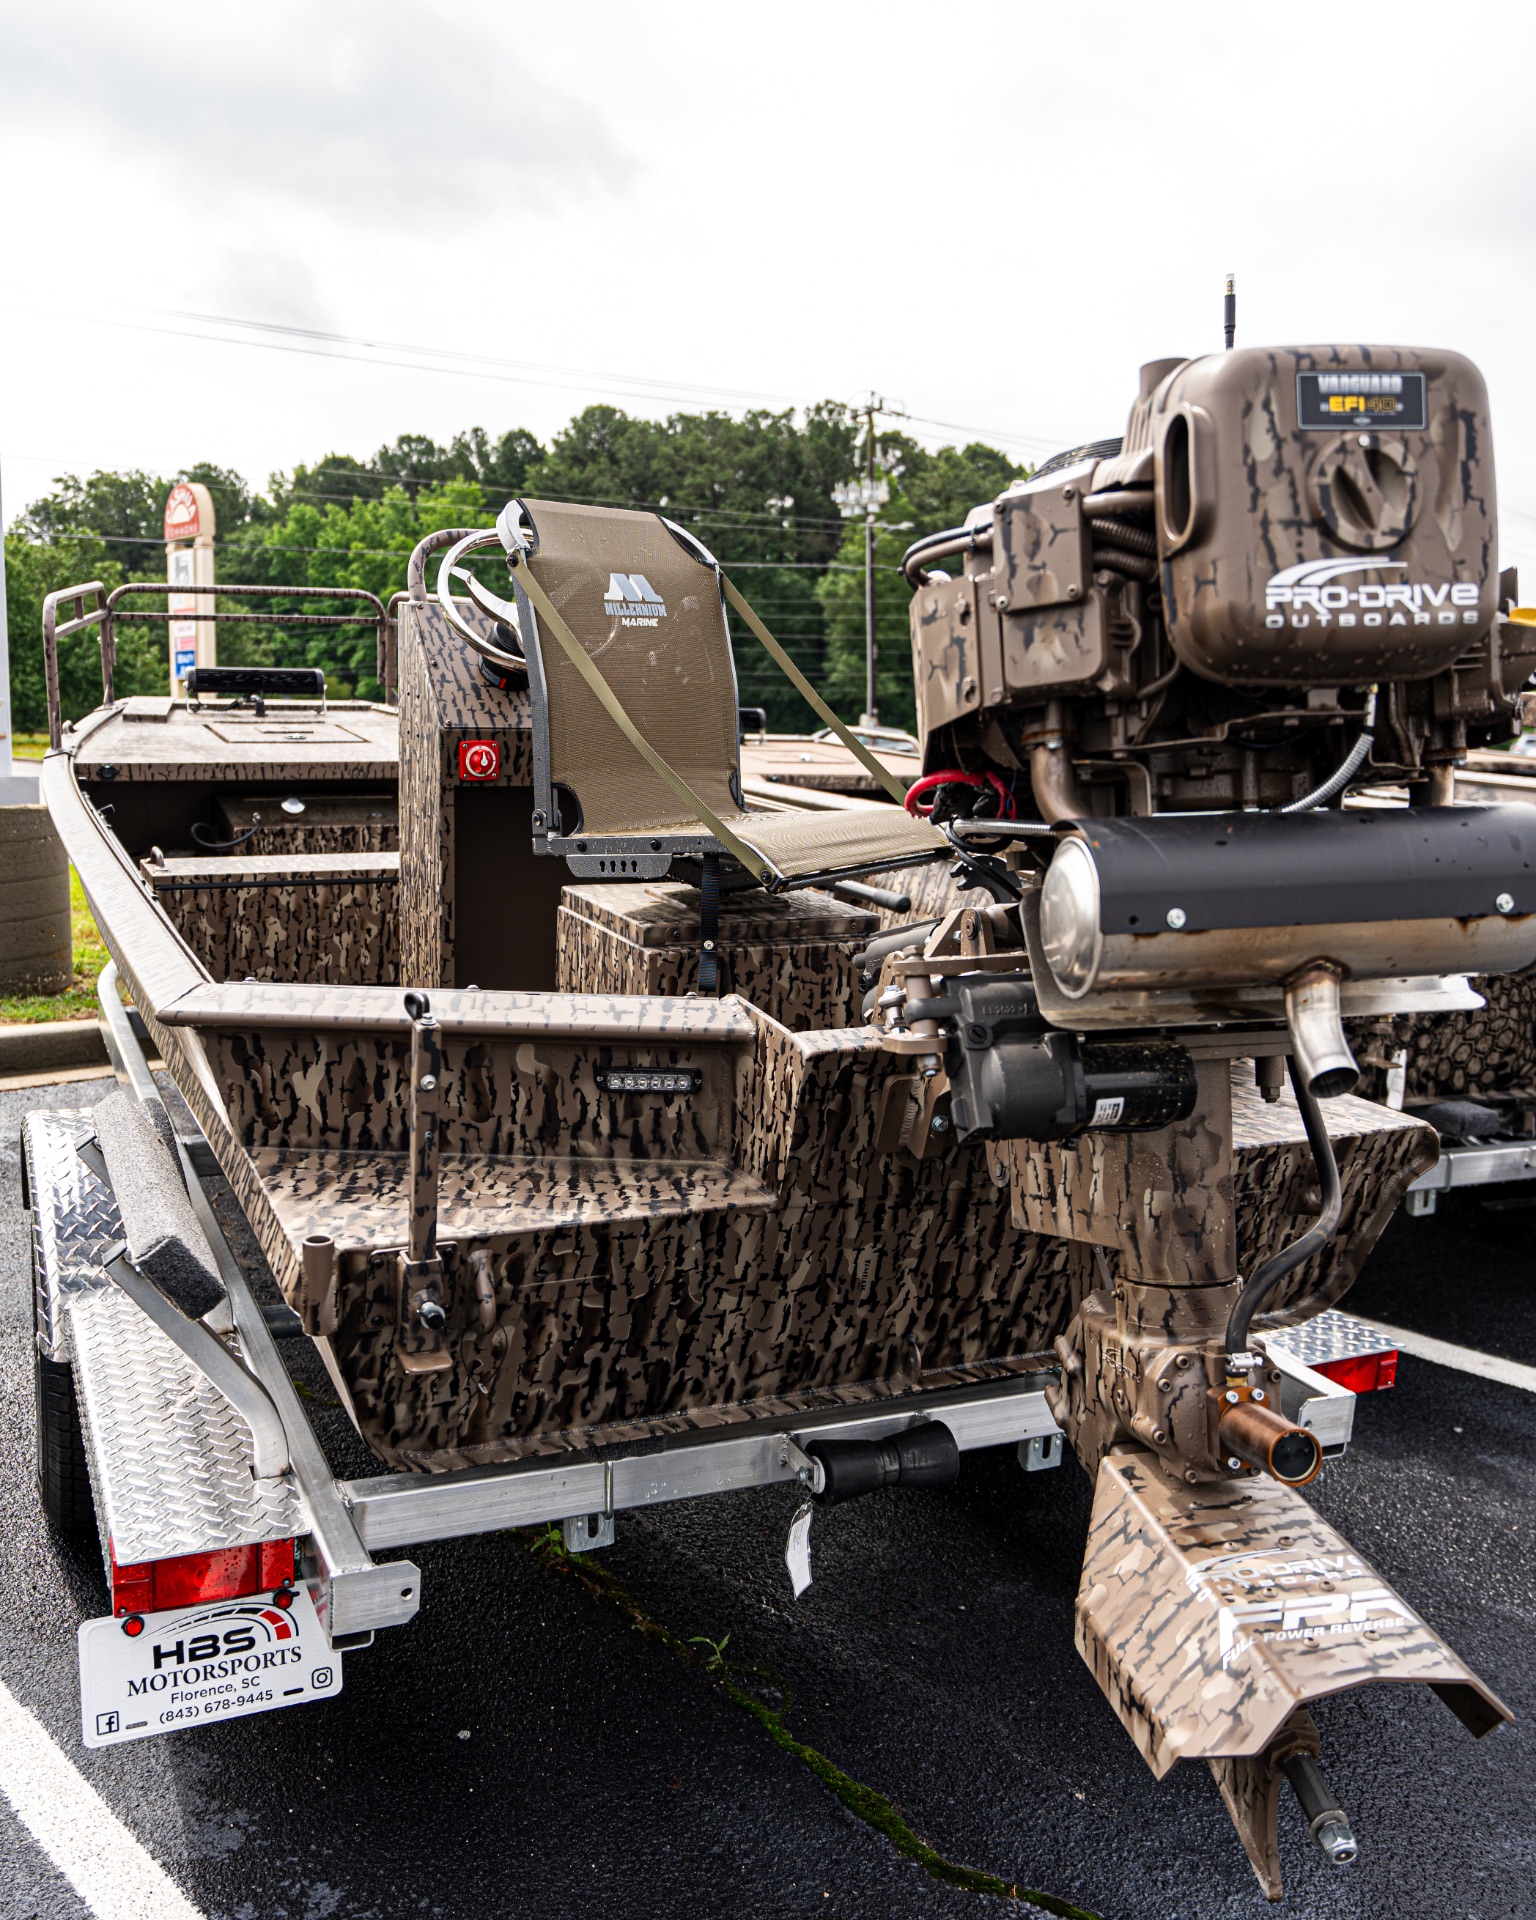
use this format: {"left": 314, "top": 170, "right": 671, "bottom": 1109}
{"left": 433, "top": 525, "right": 527, "bottom": 677}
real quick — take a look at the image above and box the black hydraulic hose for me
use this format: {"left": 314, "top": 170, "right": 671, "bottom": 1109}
{"left": 1225, "top": 1059, "right": 1343, "bottom": 1357}
{"left": 191, "top": 817, "right": 262, "bottom": 852}
{"left": 901, "top": 524, "right": 993, "bottom": 588}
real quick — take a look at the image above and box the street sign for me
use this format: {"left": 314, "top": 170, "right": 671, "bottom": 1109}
{"left": 165, "top": 482, "right": 217, "bottom": 693}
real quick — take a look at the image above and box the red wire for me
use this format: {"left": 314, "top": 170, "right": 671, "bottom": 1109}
{"left": 904, "top": 769, "right": 1017, "bottom": 821}
{"left": 904, "top": 770, "right": 984, "bottom": 817}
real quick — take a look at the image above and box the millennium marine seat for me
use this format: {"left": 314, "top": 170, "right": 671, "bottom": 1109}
{"left": 435, "top": 498, "right": 948, "bottom": 897}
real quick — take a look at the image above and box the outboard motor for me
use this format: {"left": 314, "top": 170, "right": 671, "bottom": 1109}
{"left": 904, "top": 340, "right": 1536, "bottom": 1091}
{"left": 909, "top": 344, "right": 1530, "bottom": 816}
{"left": 891, "top": 332, "right": 1525, "bottom": 1896}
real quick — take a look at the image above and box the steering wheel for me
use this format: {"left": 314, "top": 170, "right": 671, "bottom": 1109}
{"left": 433, "top": 519, "right": 528, "bottom": 678}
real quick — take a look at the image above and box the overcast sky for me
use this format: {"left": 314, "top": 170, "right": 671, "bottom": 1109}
{"left": 3, "top": 0, "right": 1535, "bottom": 570}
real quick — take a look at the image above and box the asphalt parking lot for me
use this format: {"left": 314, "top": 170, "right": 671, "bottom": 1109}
{"left": 2, "top": 1076, "right": 1533, "bottom": 1920}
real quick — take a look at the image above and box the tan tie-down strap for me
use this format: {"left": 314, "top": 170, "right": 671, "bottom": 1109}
{"left": 717, "top": 574, "right": 910, "bottom": 806}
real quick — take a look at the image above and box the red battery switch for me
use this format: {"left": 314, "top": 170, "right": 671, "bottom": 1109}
{"left": 459, "top": 740, "right": 499, "bottom": 782}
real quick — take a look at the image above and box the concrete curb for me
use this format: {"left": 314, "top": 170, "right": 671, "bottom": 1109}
{"left": 0, "top": 1019, "right": 109, "bottom": 1076}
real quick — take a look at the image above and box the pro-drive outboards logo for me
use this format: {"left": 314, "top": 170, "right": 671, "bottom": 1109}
{"left": 1184, "top": 1547, "right": 1418, "bottom": 1670}
{"left": 1265, "top": 558, "right": 1480, "bottom": 631}
{"left": 603, "top": 571, "right": 667, "bottom": 626}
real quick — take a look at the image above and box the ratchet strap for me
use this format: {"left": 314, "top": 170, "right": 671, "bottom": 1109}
{"left": 718, "top": 572, "right": 909, "bottom": 805}
{"left": 508, "top": 553, "right": 775, "bottom": 882}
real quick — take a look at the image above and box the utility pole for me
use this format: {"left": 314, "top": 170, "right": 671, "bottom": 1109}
{"left": 0, "top": 450, "right": 12, "bottom": 780}
{"left": 832, "top": 394, "right": 890, "bottom": 728}
{"left": 862, "top": 398, "right": 877, "bottom": 725}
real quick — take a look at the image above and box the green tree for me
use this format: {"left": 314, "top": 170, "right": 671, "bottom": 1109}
{"left": 816, "top": 436, "right": 1029, "bottom": 734}
{"left": 4, "top": 532, "right": 164, "bottom": 733}
{"left": 220, "top": 477, "right": 499, "bottom": 697}
{"left": 17, "top": 469, "right": 165, "bottom": 580}
{"left": 6, "top": 410, "right": 1023, "bottom": 732}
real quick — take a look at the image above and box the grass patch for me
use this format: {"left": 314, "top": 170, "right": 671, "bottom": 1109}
{"left": 526, "top": 1526, "right": 1101, "bottom": 1918}
{"left": 0, "top": 867, "right": 110, "bottom": 1024}
{"left": 12, "top": 734, "right": 48, "bottom": 762}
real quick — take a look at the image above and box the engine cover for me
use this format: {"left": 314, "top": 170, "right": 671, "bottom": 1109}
{"left": 1153, "top": 346, "right": 1496, "bottom": 686}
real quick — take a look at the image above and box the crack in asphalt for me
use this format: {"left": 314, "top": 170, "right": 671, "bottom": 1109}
{"left": 524, "top": 1525, "right": 1105, "bottom": 1920}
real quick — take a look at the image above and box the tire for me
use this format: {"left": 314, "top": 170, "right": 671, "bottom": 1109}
{"left": 31, "top": 1229, "right": 96, "bottom": 1540}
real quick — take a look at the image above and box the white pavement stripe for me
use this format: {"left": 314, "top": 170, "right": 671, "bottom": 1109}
{"left": 0, "top": 1679, "right": 204, "bottom": 1920}
{"left": 1348, "top": 1317, "right": 1536, "bottom": 1395}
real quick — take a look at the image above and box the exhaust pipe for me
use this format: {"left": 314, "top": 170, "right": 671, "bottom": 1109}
{"left": 1284, "top": 964, "right": 1359, "bottom": 1099}
{"left": 1030, "top": 701, "right": 1088, "bottom": 822}
{"left": 1217, "top": 1398, "right": 1323, "bottom": 1487}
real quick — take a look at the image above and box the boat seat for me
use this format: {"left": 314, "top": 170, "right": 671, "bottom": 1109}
{"left": 505, "top": 499, "right": 948, "bottom": 892}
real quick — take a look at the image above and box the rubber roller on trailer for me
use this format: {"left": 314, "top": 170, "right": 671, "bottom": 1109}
{"left": 806, "top": 1420, "right": 960, "bottom": 1506}
{"left": 91, "top": 1091, "right": 226, "bottom": 1319}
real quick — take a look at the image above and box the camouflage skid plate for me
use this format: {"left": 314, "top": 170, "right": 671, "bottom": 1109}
{"left": 1075, "top": 1446, "right": 1509, "bottom": 1779}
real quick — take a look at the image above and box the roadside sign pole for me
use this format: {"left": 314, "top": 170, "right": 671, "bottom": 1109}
{"left": 0, "top": 450, "right": 14, "bottom": 779}
{"left": 164, "top": 482, "right": 217, "bottom": 694}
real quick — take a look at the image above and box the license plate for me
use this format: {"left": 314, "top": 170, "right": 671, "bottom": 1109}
{"left": 78, "top": 1589, "right": 341, "bottom": 1747}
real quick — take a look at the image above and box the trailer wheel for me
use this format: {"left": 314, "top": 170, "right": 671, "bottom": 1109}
{"left": 31, "top": 1231, "right": 96, "bottom": 1540}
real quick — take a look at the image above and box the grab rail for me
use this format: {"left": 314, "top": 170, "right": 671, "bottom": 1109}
{"left": 40, "top": 578, "right": 391, "bottom": 748}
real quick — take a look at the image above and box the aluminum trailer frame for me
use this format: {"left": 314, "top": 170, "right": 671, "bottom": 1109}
{"left": 1404, "top": 1138, "right": 1536, "bottom": 1214}
{"left": 24, "top": 966, "right": 1378, "bottom": 1669}
{"left": 28, "top": 965, "right": 1070, "bottom": 1653}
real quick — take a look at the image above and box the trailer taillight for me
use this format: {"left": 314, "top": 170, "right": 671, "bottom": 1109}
{"left": 1313, "top": 1349, "right": 1398, "bottom": 1394}
{"left": 110, "top": 1540, "right": 296, "bottom": 1615}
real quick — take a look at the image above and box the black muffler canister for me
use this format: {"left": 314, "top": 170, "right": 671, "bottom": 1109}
{"left": 1038, "top": 805, "right": 1536, "bottom": 998}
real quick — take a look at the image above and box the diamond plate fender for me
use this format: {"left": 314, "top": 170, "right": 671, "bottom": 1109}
{"left": 24, "top": 1109, "right": 122, "bottom": 1364}
{"left": 69, "top": 1286, "right": 304, "bottom": 1565}
{"left": 24, "top": 1109, "right": 304, "bottom": 1568}
{"left": 1075, "top": 1445, "right": 1510, "bottom": 1780}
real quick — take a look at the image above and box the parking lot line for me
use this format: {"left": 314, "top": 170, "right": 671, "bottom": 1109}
{"left": 1347, "top": 1318, "right": 1536, "bottom": 1395}
{"left": 0, "top": 1678, "right": 204, "bottom": 1920}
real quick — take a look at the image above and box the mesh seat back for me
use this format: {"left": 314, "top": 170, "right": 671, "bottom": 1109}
{"left": 522, "top": 500, "right": 742, "bottom": 838}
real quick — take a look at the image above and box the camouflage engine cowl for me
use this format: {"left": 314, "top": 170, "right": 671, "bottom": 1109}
{"left": 905, "top": 342, "right": 1532, "bottom": 815}
{"left": 1152, "top": 346, "right": 1495, "bottom": 688}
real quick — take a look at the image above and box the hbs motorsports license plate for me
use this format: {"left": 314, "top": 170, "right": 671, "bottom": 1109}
{"left": 79, "top": 1589, "right": 341, "bottom": 1747}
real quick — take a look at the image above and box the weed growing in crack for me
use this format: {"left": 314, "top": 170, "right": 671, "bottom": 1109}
{"left": 524, "top": 1525, "right": 1100, "bottom": 1919}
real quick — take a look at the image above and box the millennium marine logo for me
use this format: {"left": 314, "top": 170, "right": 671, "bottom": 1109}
{"left": 603, "top": 572, "right": 667, "bottom": 626}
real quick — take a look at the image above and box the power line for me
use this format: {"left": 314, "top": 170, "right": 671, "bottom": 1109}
{"left": 7, "top": 302, "right": 837, "bottom": 424}
{"left": 18, "top": 528, "right": 874, "bottom": 570}
{"left": 120, "top": 302, "right": 810, "bottom": 412}
{"left": 3, "top": 297, "right": 1043, "bottom": 456}
{"left": 892, "top": 407, "right": 1068, "bottom": 457}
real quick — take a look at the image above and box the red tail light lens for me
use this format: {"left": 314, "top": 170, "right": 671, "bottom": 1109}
{"left": 110, "top": 1540, "right": 296, "bottom": 1615}
{"left": 1314, "top": 1349, "right": 1398, "bottom": 1394}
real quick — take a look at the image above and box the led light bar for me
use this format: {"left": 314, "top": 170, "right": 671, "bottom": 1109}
{"left": 594, "top": 1068, "right": 701, "bottom": 1094}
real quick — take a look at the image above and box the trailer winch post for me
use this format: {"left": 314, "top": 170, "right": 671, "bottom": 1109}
{"left": 397, "top": 993, "right": 450, "bottom": 1371}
